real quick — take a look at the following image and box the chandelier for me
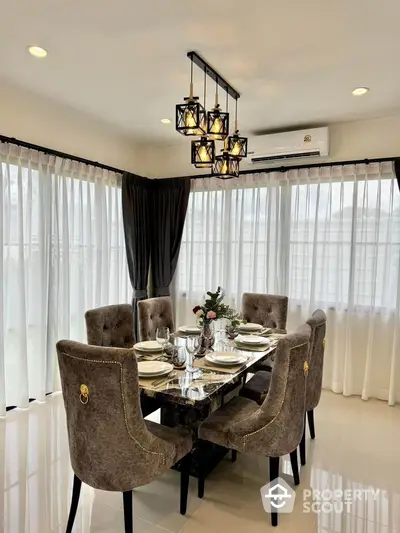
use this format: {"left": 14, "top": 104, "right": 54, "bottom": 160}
{"left": 175, "top": 51, "right": 247, "bottom": 179}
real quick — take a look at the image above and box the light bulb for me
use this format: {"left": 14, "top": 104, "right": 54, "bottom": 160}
{"left": 221, "top": 160, "right": 228, "bottom": 174}
{"left": 231, "top": 142, "right": 241, "bottom": 156}
{"left": 198, "top": 145, "right": 209, "bottom": 162}
{"left": 184, "top": 109, "right": 196, "bottom": 128}
{"left": 211, "top": 117, "right": 223, "bottom": 134}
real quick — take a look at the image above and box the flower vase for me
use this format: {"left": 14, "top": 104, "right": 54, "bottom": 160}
{"left": 199, "top": 318, "right": 215, "bottom": 354}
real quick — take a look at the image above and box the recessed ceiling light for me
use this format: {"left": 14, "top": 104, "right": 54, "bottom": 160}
{"left": 352, "top": 87, "right": 369, "bottom": 96}
{"left": 161, "top": 118, "right": 171, "bottom": 124}
{"left": 27, "top": 45, "right": 48, "bottom": 58}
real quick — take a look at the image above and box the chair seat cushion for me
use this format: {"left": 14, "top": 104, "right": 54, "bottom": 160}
{"left": 145, "top": 421, "right": 192, "bottom": 464}
{"left": 240, "top": 371, "right": 272, "bottom": 404}
{"left": 198, "top": 396, "right": 259, "bottom": 448}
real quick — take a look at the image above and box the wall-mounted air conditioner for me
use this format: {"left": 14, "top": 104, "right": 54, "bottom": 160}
{"left": 248, "top": 127, "right": 329, "bottom": 164}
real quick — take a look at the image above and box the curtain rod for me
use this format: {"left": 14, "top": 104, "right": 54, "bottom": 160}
{"left": 0, "top": 134, "right": 142, "bottom": 176}
{"left": 185, "top": 156, "right": 400, "bottom": 180}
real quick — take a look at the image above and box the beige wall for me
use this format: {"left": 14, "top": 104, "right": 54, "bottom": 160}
{"left": 145, "top": 114, "right": 400, "bottom": 178}
{"left": 0, "top": 80, "right": 146, "bottom": 175}
{"left": 2, "top": 80, "right": 399, "bottom": 179}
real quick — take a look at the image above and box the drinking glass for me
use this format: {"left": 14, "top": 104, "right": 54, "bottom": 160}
{"left": 156, "top": 327, "right": 170, "bottom": 354}
{"left": 171, "top": 345, "right": 186, "bottom": 369}
{"left": 186, "top": 335, "right": 200, "bottom": 373}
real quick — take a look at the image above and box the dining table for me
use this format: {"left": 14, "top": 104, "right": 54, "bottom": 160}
{"left": 136, "top": 329, "right": 280, "bottom": 479}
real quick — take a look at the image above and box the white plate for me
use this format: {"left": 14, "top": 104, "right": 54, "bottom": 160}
{"left": 134, "top": 341, "right": 163, "bottom": 352}
{"left": 137, "top": 361, "right": 173, "bottom": 377}
{"left": 237, "top": 335, "right": 270, "bottom": 345}
{"left": 178, "top": 325, "right": 201, "bottom": 334}
{"left": 205, "top": 352, "right": 248, "bottom": 366}
{"left": 238, "top": 323, "right": 264, "bottom": 332}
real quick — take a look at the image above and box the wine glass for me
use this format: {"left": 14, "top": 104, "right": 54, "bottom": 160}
{"left": 156, "top": 326, "right": 170, "bottom": 355}
{"left": 186, "top": 335, "right": 200, "bottom": 373}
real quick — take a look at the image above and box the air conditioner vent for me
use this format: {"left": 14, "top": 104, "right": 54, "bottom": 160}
{"left": 251, "top": 150, "right": 320, "bottom": 163}
{"left": 248, "top": 127, "right": 329, "bottom": 164}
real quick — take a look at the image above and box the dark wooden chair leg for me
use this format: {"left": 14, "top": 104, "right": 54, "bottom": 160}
{"left": 269, "top": 456, "right": 280, "bottom": 527}
{"left": 307, "top": 409, "right": 315, "bottom": 439}
{"left": 66, "top": 474, "right": 82, "bottom": 533}
{"left": 231, "top": 449, "right": 237, "bottom": 463}
{"left": 180, "top": 453, "right": 191, "bottom": 515}
{"left": 197, "top": 440, "right": 206, "bottom": 499}
{"left": 299, "top": 422, "right": 306, "bottom": 466}
{"left": 289, "top": 450, "right": 300, "bottom": 486}
{"left": 123, "top": 491, "right": 133, "bottom": 533}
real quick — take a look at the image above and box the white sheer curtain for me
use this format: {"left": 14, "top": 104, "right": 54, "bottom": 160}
{"left": 173, "top": 162, "right": 400, "bottom": 405}
{"left": 0, "top": 143, "right": 131, "bottom": 415}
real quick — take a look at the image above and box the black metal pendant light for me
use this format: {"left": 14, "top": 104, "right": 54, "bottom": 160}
{"left": 191, "top": 136, "right": 215, "bottom": 168}
{"left": 228, "top": 98, "right": 248, "bottom": 158}
{"left": 207, "top": 82, "right": 229, "bottom": 140}
{"left": 213, "top": 140, "right": 240, "bottom": 179}
{"left": 191, "top": 69, "right": 215, "bottom": 168}
{"left": 175, "top": 60, "right": 206, "bottom": 136}
{"left": 176, "top": 51, "right": 242, "bottom": 177}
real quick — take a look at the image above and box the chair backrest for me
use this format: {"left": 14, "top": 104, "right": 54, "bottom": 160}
{"left": 230, "top": 323, "right": 311, "bottom": 457}
{"left": 85, "top": 304, "right": 135, "bottom": 348}
{"left": 242, "top": 293, "right": 288, "bottom": 331}
{"left": 137, "top": 297, "right": 174, "bottom": 341}
{"left": 305, "top": 309, "right": 327, "bottom": 411}
{"left": 56, "top": 340, "right": 175, "bottom": 491}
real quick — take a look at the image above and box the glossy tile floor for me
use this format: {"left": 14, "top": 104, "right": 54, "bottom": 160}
{"left": 1, "top": 391, "right": 400, "bottom": 532}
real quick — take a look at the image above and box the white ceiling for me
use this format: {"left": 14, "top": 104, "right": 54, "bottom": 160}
{"left": 1, "top": 0, "right": 400, "bottom": 145}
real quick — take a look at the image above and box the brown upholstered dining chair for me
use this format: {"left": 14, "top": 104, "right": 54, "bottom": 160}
{"left": 197, "top": 324, "right": 311, "bottom": 527}
{"left": 242, "top": 292, "right": 288, "bottom": 333}
{"left": 137, "top": 296, "right": 174, "bottom": 341}
{"left": 299, "top": 309, "right": 327, "bottom": 466}
{"left": 85, "top": 304, "right": 135, "bottom": 347}
{"left": 56, "top": 340, "right": 193, "bottom": 533}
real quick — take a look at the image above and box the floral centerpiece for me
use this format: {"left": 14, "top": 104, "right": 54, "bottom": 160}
{"left": 192, "top": 287, "right": 244, "bottom": 350}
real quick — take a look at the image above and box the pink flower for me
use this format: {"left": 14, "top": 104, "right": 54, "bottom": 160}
{"left": 206, "top": 311, "right": 217, "bottom": 319}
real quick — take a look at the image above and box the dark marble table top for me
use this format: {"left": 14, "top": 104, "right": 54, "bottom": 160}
{"left": 137, "top": 334, "right": 278, "bottom": 408}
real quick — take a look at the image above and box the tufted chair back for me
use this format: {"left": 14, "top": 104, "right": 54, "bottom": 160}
{"left": 229, "top": 323, "right": 311, "bottom": 457}
{"left": 85, "top": 304, "right": 135, "bottom": 348}
{"left": 56, "top": 341, "right": 179, "bottom": 491}
{"left": 305, "top": 309, "right": 327, "bottom": 412}
{"left": 137, "top": 297, "right": 174, "bottom": 341}
{"left": 242, "top": 293, "right": 288, "bottom": 332}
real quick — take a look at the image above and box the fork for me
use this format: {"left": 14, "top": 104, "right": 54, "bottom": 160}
{"left": 152, "top": 371, "right": 177, "bottom": 387}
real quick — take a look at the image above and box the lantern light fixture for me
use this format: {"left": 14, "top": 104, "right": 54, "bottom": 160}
{"left": 191, "top": 136, "right": 215, "bottom": 168}
{"left": 227, "top": 98, "right": 248, "bottom": 158}
{"left": 207, "top": 82, "right": 229, "bottom": 140}
{"left": 175, "top": 60, "right": 206, "bottom": 136}
{"left": 213, "top": 140, "right": 240, "bottom": 179}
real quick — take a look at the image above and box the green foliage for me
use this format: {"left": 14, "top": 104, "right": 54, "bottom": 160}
{"left": 193, "top": 286, "right": 245, "bottom": 327}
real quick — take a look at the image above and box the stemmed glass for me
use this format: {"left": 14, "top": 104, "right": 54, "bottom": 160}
{"left": 156, "top": 326, "right": 170, "bottom": 356}
{"left": 185, "top": 335, "right": 200, "bottom": 373}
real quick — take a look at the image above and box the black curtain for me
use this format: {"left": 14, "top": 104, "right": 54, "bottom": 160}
{"left": 395, "top": 160, "right": 400, "bottom": 191}
{"left": 149, "top": 178, "right": 191, "bottom": 297}
{"left": 122, "top": 173, "right": 151, "bottom": 337}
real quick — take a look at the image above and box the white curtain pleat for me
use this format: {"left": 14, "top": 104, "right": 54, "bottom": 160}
{"left": 174, "top": 163, "right": 400, "bottom": 405}
{"left": 0, "top": 144, "right": 131, "bottom": 415}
